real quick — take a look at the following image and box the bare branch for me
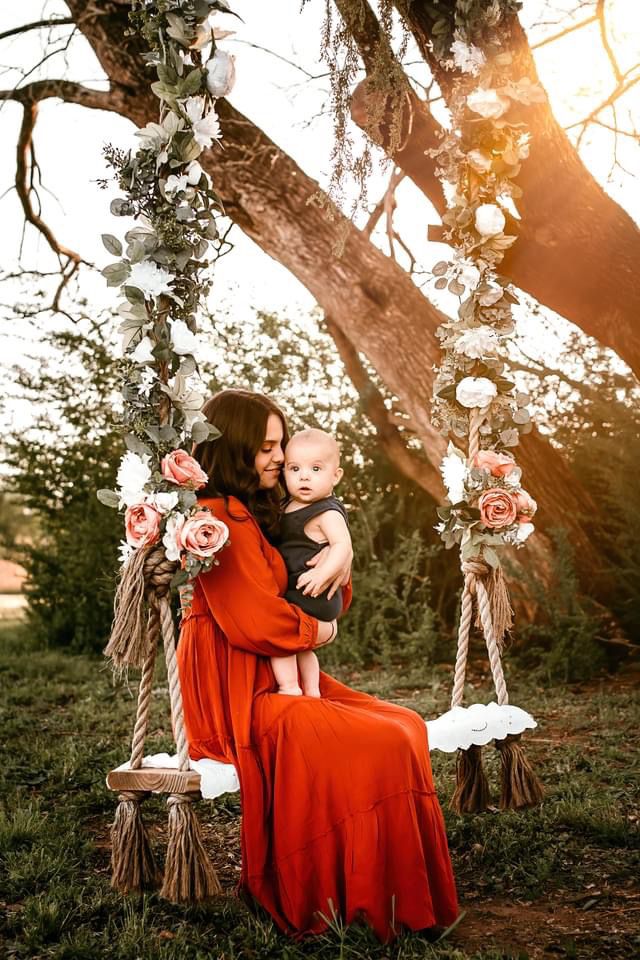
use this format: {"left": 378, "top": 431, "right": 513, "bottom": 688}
{"left": 0, "top": 17, "right": 75, "bottom": 43}
{"left": 0, "top": 78, "right": 119, "bottom": 112}
{"left": 596, "top": 0, "right": 622, "bottom": 84}
{"left": 529, "top": 13, "right": 597, "bottom": 50}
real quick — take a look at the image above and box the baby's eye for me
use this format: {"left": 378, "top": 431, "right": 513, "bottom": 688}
{"left": 313, "top": 466, "right": 321, "bottom": 472}
{"left": 288, "top": 465, "right": 299, "bottom": 472}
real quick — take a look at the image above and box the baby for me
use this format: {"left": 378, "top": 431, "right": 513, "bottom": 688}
{"left": 271, "top": 428, "right": 352, "bottom": 698}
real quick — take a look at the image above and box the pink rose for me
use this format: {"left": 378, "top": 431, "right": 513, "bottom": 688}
{"left": 479, "top": 488, "right": 518, "bottom": 529}
{"left": 161, "top": 449, "right": 208, "bottom": 489}
{"left": 179, "top": 510, "right": 229, "bottom": 559}
{"left": 125, "top": 503, "right": 161, "bottom": 548}
{"left": 514, "top": 489, "right": 537, "bottom": 522}
{"left": 473, "top": 450, "right": 518, "bottom": 477}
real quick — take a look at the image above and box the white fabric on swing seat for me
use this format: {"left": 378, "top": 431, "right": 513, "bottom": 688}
{"left": 114, "top": 752, "right": 240, "bottom": 799}
{"left": 425, "top": 702, "right": 537, "bottom": 753}
{"left": 114, "top": 707, "right": 536, "bottom": 790}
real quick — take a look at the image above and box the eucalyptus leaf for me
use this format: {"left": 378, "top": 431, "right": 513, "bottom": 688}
{"left": 178, "top": 67, "right": 204, "bottom": 98}
{"left": 179, "top": 356, "right": 197, "bottom": 377}
{"left": 123, "top": 285, "right": 146, "bottom": 306}
{"left": 432, "top": 261, "right": 449, "bottom": 277}
{"left": 101, "top": 234, "right": 123, "bottom": 257}
{"left": 102, "top": 262, "right": 131, "bottom": 287}
{"left": 434, "top": 277, "right": 448, "bottom": 290}
{"left": 124, "top": 434, "right": 153, "bottom": 458}
{"left": 170, "top": 569, "right": 190, "bottom": 589}
{"left": 512, "top": 408, "right": 530, "bottom": 424}
{"left": 483, "top": 547, "right": 500, "bottom": 569}
{"left": 191, "top": 420, "right": 211, "bottom": 444}
{"left": 97, "top": 489, "right": 120, "bottom": 509}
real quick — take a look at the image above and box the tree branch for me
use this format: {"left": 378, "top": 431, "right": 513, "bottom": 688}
{"left": 596, "top": 0, "right": 622, "bottom": 84}
{"left": 0, "top": 17, "right": 75, "bottom": 42}
{"left": 0, "top": 78, "right": 125, "bottom": 113}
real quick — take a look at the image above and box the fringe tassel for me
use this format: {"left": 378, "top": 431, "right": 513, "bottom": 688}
{"left": 450, "top": 744, "right": 491, "bottom": 814}
{"left": 474, "top": 563, "right": 514, "bottom": 651}
{"left": 160, "top": 794, "right": 221, "bottom": 902}
{"left": 496, "top": 734, "right": 544, "bottom": 810}
{"left": 110, "top": 791, "right": 160, "bottom": 893}
{"left": 104, "top": 547, "right": 150, "bottom": 671}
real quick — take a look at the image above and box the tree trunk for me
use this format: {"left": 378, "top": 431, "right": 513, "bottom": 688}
{"left": 368, "top": 1, "right": 640, "bottom": 379}
{"left": 61, "top": 3, "right": 604, "bottom": 586}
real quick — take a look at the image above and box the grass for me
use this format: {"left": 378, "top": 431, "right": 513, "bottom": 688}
{"left": 0, "top": 618, "right": 639, "bottom": 960}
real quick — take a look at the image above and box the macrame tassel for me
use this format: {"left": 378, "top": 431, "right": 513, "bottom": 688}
{"left": 111, "top": 791, "right": 160, "bottom": 893}
{"left": 474, "top": 562, "right": 514, "bottom": 651}
{"left": 104, "top": 546, "right": 150, "bottom": 671}
{"left": 495, "top": 734, "right": 544, "bottom": 810}
{"left": 160, "top": 794, "right": 221, "bottom": 902}
{"left": 450, "top": 744, "right": 491, "bottom": 814}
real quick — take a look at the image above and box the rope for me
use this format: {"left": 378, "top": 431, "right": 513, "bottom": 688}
{"left": 129, "top": 605, "right": 159, "bottom": 769}
{"left": 449, "top": 408, "right": 511, "bottom": 710}
{"left": 116, "top": 544, "right": 190, "bottom": 774}
{"left": 160, "top": 594, "right": 190, "bottom": 771}
{"left": 475, "top": 577, "right": 509, "bottom": 706}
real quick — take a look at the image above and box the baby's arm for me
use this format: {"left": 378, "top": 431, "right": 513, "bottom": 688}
{"left": 297, "top": 510, "right": 352, "bottom": 597}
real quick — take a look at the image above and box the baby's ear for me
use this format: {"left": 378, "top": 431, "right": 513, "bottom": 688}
{"left": 334, "top": 466, "right": 344, "bottom": 485}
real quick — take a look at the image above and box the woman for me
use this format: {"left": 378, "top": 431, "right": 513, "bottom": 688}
{"left": 177, "top": 388, "right": 458, "bottom": 942}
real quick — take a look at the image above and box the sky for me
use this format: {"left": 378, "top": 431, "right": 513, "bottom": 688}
{"left": 1, "top": 0, "right": 639, "bottom": 434}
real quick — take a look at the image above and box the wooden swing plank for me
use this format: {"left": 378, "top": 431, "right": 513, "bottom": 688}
{"left": 106, "top": 767, "right": 201, "bottom": 794}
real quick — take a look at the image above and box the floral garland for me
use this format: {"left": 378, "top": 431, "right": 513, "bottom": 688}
{"left": 97, "top": 0, "right": 239, "bottom": 598}
{"left": 427, "top": 2, "right": 545, "bottom": 569}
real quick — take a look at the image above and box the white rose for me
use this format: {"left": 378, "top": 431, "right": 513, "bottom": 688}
{"left": 475, "top": 203, "right": 506, "bottom": 237}
{"left": 440, "top": 449, "right": 467, "bottom": 505}
{"left": 117, "top": 452, "right": 152, "bottom": 507}
{"left": 165, "top": 173, "right": 189, "bottom": 196}
{"left": 451, "top": 40, "right": 486, "bottom": 76}
{"left": 454, "top": 327, "right": 500, "bottom": 359}
{"left": 467, "top": 88, "right": 510, "bottom": 119}
{"left": 467, "top": 149, "right": 492, "bottom": 173}
{"left": 128, "top": 260, "right": 175, "bottom": 298}
{"left": 456, "top": 258, "right": 480, "bottom": 290}
{"left": 456, "top": 376, "right": 498, "bottom": 409}
{"left": 205, "top": 49, "right": 236, "bottom": 99}
{"left": 515, "top": 522, "right": 535, "bottom": 543}
{"left": 145, "top": 492, "right": 179, "bottom": 515}
{"left": 186, "top": 160, "right": 204, "bottom": 185}
{"left": 478, "top": 283, "right": 504, "bottom": 306}
{"left": 169, "top": 318, "right": 199, "bottom": 356}
{"left": 130, "top": 336, "right": 155, "bottom": 365}
{"left": 162, "top": 513, "right": 187, "bottom": 562}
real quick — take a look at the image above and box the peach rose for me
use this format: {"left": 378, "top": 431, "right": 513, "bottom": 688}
{"left": 473, "top": 449, "right": 518, "bottom": 477}
{"left": 479, "top": 488, "right": 518, "bottom": 529}
{"left": 161, "top": 449, "right": 208, "bottom": 489}
{"left": 514, "top": 489, "right": 537, "bottom": 521}
{"left": 179, "top": 510, "right": 229, "bottom": 559}
{"left": 125, "top": 503, "right": 161, "bottom": 548}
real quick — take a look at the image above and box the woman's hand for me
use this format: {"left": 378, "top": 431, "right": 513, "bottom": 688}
{"left": 301, "top": 545, "right": 352, "bottom": 600}
{"left": 314, "top": 619, "right": 337, "bottom": 648}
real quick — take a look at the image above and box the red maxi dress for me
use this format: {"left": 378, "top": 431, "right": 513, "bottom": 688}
{"left": 177, "top": 496, "right": 458, "bottom": 941}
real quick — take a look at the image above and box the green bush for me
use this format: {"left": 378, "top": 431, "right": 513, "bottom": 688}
{"left": 5, "top": 327, "right": 123, "bottom": 653}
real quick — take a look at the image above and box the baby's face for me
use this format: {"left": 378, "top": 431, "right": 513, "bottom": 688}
{"left": 284, "top": 441, "right": 343, "bottom": 504}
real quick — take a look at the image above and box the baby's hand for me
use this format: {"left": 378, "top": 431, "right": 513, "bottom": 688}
{"left": 296, "top": 568, "right": 328, "bottom": 598}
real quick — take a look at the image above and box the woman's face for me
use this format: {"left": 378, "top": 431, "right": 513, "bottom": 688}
{"left": 255, "top": 413, "right": 285, "bottom": 489}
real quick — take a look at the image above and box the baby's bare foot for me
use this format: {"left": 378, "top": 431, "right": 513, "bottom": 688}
{"left": 305, "top": 689, "right": 321, "bottom": 699}
{"left": 278, "top": 684, "right": 303, "bottom": 696}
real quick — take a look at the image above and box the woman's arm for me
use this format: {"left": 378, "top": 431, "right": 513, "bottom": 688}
{"left": 198, "top": 506, "right": 320, "bottom": 657}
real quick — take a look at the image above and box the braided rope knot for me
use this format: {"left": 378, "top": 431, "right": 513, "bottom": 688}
{"left": 461, "top": 558, "right": 490, "bottom": 579}
{"left": 144, "top": 546, "right": 178, "bottom": 599}
{"left": 167, "top": 793, "right": 195, "bottom": 808}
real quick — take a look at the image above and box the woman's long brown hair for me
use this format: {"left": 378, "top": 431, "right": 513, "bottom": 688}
{"left": 193, "top": 389, "right": 289, "bottom": 538}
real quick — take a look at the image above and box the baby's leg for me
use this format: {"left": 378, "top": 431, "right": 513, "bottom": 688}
{"left": 297, "top": 650, "right": 321, "bottom": 698}
{"left": 270, "top": 654, "right": 302, "bottom": 696}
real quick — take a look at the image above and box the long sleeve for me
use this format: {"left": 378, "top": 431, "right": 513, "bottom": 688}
{"left": 197, "top": 499, "right": 319, "bottom": 658}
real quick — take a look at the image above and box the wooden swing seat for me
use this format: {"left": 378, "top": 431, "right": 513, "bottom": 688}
{"left": 107, "top": 766, "right": 201, "bottom": 795}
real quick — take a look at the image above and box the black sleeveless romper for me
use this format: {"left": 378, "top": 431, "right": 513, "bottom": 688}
{"left": 277, "top": 495, "right": 349, "bottom": 621}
